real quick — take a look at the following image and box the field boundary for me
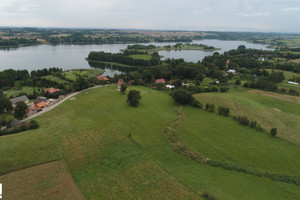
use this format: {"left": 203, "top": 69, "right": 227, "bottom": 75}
{"left": 164, "top": 106, "right": 300, "bottom": 186}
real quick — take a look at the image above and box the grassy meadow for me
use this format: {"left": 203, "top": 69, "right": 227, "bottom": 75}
{"left": 62, "top": 69, "right": 104, "bottom": 81}
{"left": 0, "top": 86, "right": 299, "bottom": 199}
{"left": 129, "top": 54, "right": 152, "bottom": 60}
{"left": 194, "top": 89, "right": 300, "bottom": 144}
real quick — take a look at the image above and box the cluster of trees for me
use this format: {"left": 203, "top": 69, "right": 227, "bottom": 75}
{"left": 30, "top": 68, "right": 62, "bottom": 78}
{"left": 245, "top": 78, "right": 278, "bottom": 92}
{"left": 127, "top": 90, "right": 142, "bottom": 107}
{"left": 172, "top": 89, "right": 202, "bottom": 108}
{"left": 218, "top": 106, "right": 230, "bottom": 117}
{"left": 88, "top": 51, "right": 161, "bottom": 66}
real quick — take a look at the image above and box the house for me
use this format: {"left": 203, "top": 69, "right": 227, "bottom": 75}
{"left": 117, "top": 80, "right": 123, "bottom": 89}
{"left": 9, "top": 95, "right": 29, "bottom": 107}
{"left": 258, "top": 57, "right": 265, "bottom": 61}
{"left": 155, "top": 79, "right": 165, "bottom": 84}
{"left": 182, "top": 82, "right": 189, "bottom": 87}
{"left": 166, "top": 84, "right": 175, "bottom": 89}
{"left": 227, "top": 69, "right": 237, "bottom": 74}
{"left": 226, "top": 59, "right": 230, "bottom": 65}
{"left": 11, "top": 119, "right": 25, "bottom": 128}
{"left": 35, "top": 101, "right": 47, "bottom": 110}
{"left": 44, "top": 87, "right": 61, "bottom": 94}
{"left": 97, "top": 75, "right": 109, "bottom": 81}
{"left": 34, "top": 96, "right": 47, "bottom": 104}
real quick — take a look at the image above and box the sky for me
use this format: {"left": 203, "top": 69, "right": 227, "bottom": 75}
{"left": 0, "top": 0, "right": 300, "bottom": 33}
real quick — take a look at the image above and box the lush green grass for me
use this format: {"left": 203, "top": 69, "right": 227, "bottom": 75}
{"left": 42, "top": 75, "right": 71, "bottom": 84}
{"left": 62, "top": 69, "right": 104, "bottom": 81}
{"left": 129, "top": 54, "right": 152, "bottom": 60}
{"left": 4, "top": 86, "right": 44, "bottom": 98}
{"left": 177, "top": 106, "right": 300, "bottom": 176}
{"left": 194, "top": 89, "right": 300, "bottom": 144}
{"left": 0, "top": 86, "right": 299, "bottom": 199}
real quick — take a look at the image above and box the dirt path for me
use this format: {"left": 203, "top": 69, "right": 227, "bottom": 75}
{"left": 22, "top": 85, "right": 105, "bottom": 122}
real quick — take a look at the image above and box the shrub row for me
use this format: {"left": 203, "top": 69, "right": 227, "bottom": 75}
{"left": 0, "top": 120, "right": 39, "bottom": 136}
{"left": 233, "top": 116, "right": 264, "bottom": 132}
{"left": 207, "top": 160, "right": 300, "bottom": 186}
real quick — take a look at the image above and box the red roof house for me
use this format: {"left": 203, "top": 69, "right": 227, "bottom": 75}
{"left": 35, "top": 102, "right": 47, "bottom": 110}
{"left": 97, "top": 75, "right": 109, "bottom": 81}
{"left": 117, "top": 80, "right": 123, "bottom": 89}
{"left": 155, "top": 79, "right": 165, "bottom": 84}
{"left": 44, "top": 87, "right": 61, "bottom": 94}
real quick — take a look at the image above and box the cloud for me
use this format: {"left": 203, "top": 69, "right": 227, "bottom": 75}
{"left": 282, "top": 7, "right": 300, "bottom": 11}
{"left": 235, "top": 12, "right": 270, "bottom": 17}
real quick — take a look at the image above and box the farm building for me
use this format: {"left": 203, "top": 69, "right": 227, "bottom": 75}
{"left": 34, "top": 96, "right": 47, "bottom": 104}
{"left": 117, "top": 80, "right": 123, "bottom": 89}
{"left": 9, "top": 95, "right": 29, "bottom": 107}
{"left": 35, "top": 101, "right": 47, "bottom": 110}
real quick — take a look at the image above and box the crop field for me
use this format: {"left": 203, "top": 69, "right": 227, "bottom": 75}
{"left": 0, "top": 86, "right": 299, "bottom": 199}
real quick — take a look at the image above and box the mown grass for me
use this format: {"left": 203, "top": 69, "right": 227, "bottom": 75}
{"left": 42, "top": 75, "right": 71, "bottom": 84}
{"left": 129, "top": 54, "right": 152, "bottom": 60}
{"left": 62, "top": 69, "right": 104, "bottom": 81}
{"left": 0, "top": 86, "right": 299, "bottom": 199}
{"left": 194, "top": 89, "right": 300, "bottom": 144}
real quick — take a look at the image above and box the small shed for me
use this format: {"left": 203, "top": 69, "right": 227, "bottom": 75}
{"left": 35, "top": 102, "right": 47, "bottom": 110}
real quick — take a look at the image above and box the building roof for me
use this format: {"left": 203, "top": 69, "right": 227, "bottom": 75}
{"left": 34, "top": 96, "right": 47, "bottom": 104}
{"left": 35, "top": 101, "right": 47, "bottom": 109}
{"left": 155, "top": 79, "right": 165, "bottom": 84}
{"left": 11, "top": 119, "right": 24, "bottom": 127}
{"left": 117, "top": 80, "right": 123, "bottom": 86}
{"left": 44, "top": 87, "right": 61, "bottom": 94}
{"left": 97, "top": 75, "right": 109, "bottom": 81}
{"left": 9, "top": 95, "right": 29, "bottom": 105}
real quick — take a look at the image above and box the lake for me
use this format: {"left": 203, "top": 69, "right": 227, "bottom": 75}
{"left": 0, "top": 40, "right": 271, "bottom": 75}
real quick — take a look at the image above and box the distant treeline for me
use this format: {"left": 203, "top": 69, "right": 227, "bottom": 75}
{"left": 0, "top": 38, "right": 39, "bottom": 47}
{"left": 88, "top": 51, "right": 160, "bottom": 66}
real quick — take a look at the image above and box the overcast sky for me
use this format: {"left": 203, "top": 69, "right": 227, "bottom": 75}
{"left": 1, "top": 0, "right": 300, "bottom": 33}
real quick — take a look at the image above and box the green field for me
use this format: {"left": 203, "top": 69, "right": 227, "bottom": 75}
{"left": 0, "top": 86, "right": 299, "bottom": 199}
{"left": 129, "top": 54, "right": 152, "bottom": 60}
{"left": 42, "top": 75, "right": 71, "bottom": 84}
{"left": 194, "top": 89, "right": 300, "bottom": 145}
{"left": 62, "top": 69, "right": 104, "bottom": 81}
{"left": 4, "top": 86, "right": 44, "bottom": 98}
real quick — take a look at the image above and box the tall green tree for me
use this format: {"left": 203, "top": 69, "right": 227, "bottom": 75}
{"left": 14, "top": 101, "right": 28, "bottom": 119}
{"left": 0, "top": 92, "right": 12, "bottom": 113}
{"left": 127, "top": 90, "right": 142, "bottom": 107}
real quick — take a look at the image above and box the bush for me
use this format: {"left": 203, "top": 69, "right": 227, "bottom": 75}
{"left": 30, "top": 120, "right": 39, "bottom": 129}
{"left": 172, "top": 89, "right": 193, "bottom": 104}
{"left": 218, "top": 106, "right": 230, "bottom": 117}
{"left": 120, "top": 83, "right": 127, "bottom": 94}
{"left": 206, "top": 103, "right": 215, "bottom": 112}
{"left": 237, "top": 116, "right": 249, "bottom": 126}
{"left": 210, "top": 87, "right": 218, "bottom": 92}
{"left": 243, "top": 82, "right": 249, "bottom": 88}
{"left": 250, "top": 121, "right": 257, "bottom": 128}
{"left": 270, "top": 128, "right": 277, "bottom": 137}
{"left": 20, "top": 124, "right": 27, "bottom": 131}
{"left": 220, "top": 87, "right": 229, "bottom": 93}
{"left": 190, "top": 99, "right": 202, "bottom": 109}
{"left": 11, "top": 126, "right": 21, "bottom": 134}
{"left": 0, "top": 128, "right": 10, "bottom": 136}
{"left": 235, "top": 80, "right": 241, "bottom": 85}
